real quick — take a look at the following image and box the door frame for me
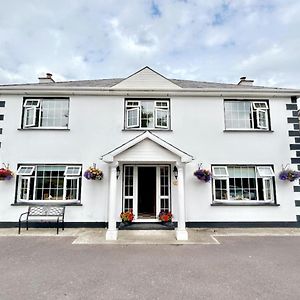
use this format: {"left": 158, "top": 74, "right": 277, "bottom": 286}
{"left": 122, "top": 164, "right": 171, "bottom": 222}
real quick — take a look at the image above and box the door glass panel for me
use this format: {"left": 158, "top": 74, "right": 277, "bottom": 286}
{"left": 123, "top": 166, "right": 134, "bottom": 211}
{"left": 160, "top": 166, "right": 170, "bottom": 211}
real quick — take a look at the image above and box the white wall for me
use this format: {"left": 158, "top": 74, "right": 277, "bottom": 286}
{"left": 0, "top": 93, "right": 297, "bottom": 223}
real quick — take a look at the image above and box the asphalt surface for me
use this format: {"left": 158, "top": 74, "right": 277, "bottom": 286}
{"left": 0, "top": 236, "right": 300, "bottom": 300}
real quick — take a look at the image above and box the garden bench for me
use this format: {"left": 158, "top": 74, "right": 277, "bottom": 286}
{"left": 18, "top": 205, "right": 65, "bottom": 234}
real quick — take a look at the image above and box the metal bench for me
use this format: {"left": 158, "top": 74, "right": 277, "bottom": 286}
{"left": 18, "top": 206, "right": 65, "bottom": 234}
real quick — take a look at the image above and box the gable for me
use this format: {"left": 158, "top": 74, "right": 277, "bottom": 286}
{"left": 115, "top": 138, "right": 179, "bottom": 162}
{"left": 112, "top": 66, "right": 181, "bottom": 90}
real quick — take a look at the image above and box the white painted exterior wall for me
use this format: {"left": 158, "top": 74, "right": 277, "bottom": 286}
{"left": 0, "top": 69, "right": 300, "bottom": 222}
{"left": 0, "top": 88, "right": 298, "bottom": 224}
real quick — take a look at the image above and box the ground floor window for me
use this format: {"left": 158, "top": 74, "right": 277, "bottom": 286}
{"left": 16, "top": 164, "right": 82, "bottom": 202}
{"left": 212, "top": 165, "right": 275, "bottom": 203}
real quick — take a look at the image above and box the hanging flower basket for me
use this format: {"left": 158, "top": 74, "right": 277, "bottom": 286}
{"left": 0, "top": 166, "right": 14, "bottom": 181}
{"left": 194, "top": 167, "right": 211, "bottom": 182}
{"left": 84, "top": 165, "right": 103, "bottom": 180}
{"left": 279, "top": 168, "right": 300, "bottom": 182}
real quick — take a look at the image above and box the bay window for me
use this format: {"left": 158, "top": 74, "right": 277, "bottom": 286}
{"left": 16, "top": 165, "right": 81, "bottom": 202}
{"left": 212, "top": 165, "right": 275, "bottom": 203}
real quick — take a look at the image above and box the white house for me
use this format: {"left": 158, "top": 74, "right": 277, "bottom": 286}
{"left": 0, "top": 66, "right": 300, "bottom": 240}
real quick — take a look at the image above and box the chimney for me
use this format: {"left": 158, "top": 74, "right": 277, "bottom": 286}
{"left": 38, "top": 73, "right": 55, "bottom": 83}
{"left": 238, "top": 76, "right": 254, "bottom": 86}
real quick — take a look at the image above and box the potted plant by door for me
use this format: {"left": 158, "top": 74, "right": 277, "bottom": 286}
{"left": 158, "top": 210, "right": 174, "bottom": 228}
{"left": 119, "top": 210, "right": 134, "bottom": 229}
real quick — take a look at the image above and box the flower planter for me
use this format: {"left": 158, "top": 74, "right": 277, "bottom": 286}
{"left": 161, "top": 221, "right": 175, "bottom": 229}
{"left": 84, "top": 166, "right": 103, "bottom": 180}
{"left": 279, "top": 169, "right": 300, "bottom": 182}
{"left": 194, "top": 168, "right": 211, "bottom": 182}
{"left": 119, "top": 221, "right": 133, "bottom": 229}
{"left": 0, "top": 167, "right": 14, "bottom": 181}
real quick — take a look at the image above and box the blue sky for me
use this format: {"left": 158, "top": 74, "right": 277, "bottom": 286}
{"left": 1, "top": 0, "right": 300, "bottom": 88}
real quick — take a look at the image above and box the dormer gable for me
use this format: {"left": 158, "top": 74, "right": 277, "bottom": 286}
{"left": 112, "top": 66, "right": 181, "bottom": 90}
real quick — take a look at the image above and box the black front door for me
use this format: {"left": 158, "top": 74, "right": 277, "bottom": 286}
{"left": 138, "top": 167, "right": 156, "bottom": 218}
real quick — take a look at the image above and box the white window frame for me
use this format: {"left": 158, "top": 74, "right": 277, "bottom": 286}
{"left": 252, "top": 102, "right": 268, "bottom": 110}
{"left": 256, "top": 166, "right": 275, "bottom": 177}
{"left": 64, "top": 166, "right": 82, "bottom": 176}
{"left": 24, "top": 107, "right": 37, "bottom": 128}
{"left": 24, "top": 99, "right": 40, "bottom": 107}
{"left": 19, "top": 177, "right": 31, "bottom": 201}
{"left": 126, "top": 107, "right": 140, "bottom": 128}
{"left": 16, "top": 166, "right": 35, "bottom": 176}
{"left": 126, "top": 101, "right": 140, "bottom": 108}
{"left": 257, "top": 109, "right": 268, "bottom": 129}
{"left": 63, "top": 177, "right": 80, "bottom": 201}
{"left": 155, "top": 101, "right": 169, "bottom": 108}
{"left": 212, "top": 166, "right": 229, "bottom": 177}
{"left": 212, "top": 177, "right": 230, "bottom": 201}
{"left": 263, "top": 178, "right": 274, "bottom": 201}
{"left": 155, "top": 108, "right": 169, "bottom": 129}
{"left": 224, "top": 100, "right": 270, "bottom": 130}
{"left": 213, "top": 165, "right": 275, "bottom": 203}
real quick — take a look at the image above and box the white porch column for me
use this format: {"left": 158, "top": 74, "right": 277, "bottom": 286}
{"left": 106, "top": 164, "right": 118, "bottom": 240}
{"left": 176, "top": 164, "right": 188, "bottom": 241}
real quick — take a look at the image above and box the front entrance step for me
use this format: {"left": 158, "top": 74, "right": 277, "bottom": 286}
{"left": 119, "top": 222, "right": 175, "bottom": 230}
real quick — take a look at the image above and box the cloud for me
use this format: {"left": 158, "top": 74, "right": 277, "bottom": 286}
{"left": 0, "top": 0, "right": 299, "bottom": 88}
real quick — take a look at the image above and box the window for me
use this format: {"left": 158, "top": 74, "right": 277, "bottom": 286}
{"left": 224, "top": 100, "right": 270, "bottom": 130}
{"left": 16, "top": 165, "right": 81, "bottom": 202}
{"left": 125, "top": 99, "right": 170, "bottom": 129}
{"left": 22, "top": 98, "right": 69, "bottom": 128}
{"left": 212, "top": 165, "right": 275, "bottom": 203}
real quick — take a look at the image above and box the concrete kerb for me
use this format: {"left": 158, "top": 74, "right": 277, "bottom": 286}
{"left": 1, "top": 227, "right": 300, "bottom": 245}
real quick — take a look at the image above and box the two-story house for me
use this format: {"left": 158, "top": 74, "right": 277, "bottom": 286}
{"left": 0, "top": 66, "right": 299, "bottom": 240}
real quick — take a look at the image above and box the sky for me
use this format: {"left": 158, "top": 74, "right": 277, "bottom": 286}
{"left": 1, "top": 0, "right": 300, "bottom": 88}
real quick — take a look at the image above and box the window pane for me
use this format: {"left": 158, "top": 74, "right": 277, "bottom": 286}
{"left": 40, "top": 99, "right": 69, "bottom": 127}
{"left": 156, "top": 109, "right": 168, "bottom": 128}
{"left": 224, "top": 101, "right": 251, "bottom": 129}
{"left": 141, "top": 101, "right": 154, "bottom": 128}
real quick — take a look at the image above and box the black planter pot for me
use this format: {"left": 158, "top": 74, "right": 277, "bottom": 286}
{"left": 161, "top": 221, "right": 175, "bottom": 229}
{"left": 119, "top": 221, "right": 132, "bottom": 229}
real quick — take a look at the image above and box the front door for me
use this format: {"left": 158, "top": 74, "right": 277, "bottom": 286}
{"left": 138, "top": 167, "right": 156, "bottom": 218}
{"left": 123, "top": 165, "right": 171, "bottom": 221}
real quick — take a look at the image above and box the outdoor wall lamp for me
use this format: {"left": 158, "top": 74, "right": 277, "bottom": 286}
{"left": 116, "top": 166, "right": 121, "bottom": 179}
{"left": 173, "top": 166, "right": 178, "bottom": 180}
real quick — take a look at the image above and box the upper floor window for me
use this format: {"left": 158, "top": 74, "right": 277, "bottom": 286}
{"left": 125, "top": 99, "right": 170, "bottom": 130}
{"left": 22, "top": 98, "right": 69, "bottom": 129}
{"left": 16, "top": 164, "right": 81, "bottom": 202}
{"left": 212, "top": 165, "right": 275, "bottom": 203}
{"left": 224, "top": 100, "right": 270, "bottom": 130}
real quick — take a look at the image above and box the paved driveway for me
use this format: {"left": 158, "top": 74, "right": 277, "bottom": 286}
{"left": 0, "top": 236, "right": 300, "bottom": 300}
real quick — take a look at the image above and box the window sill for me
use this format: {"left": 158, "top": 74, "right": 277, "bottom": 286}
{"left": 18, "top": 128, "right": 70, "bottom": 131}
{"left": 122, "top": 129, "right": 173, "bottom": 132}
{"left": 223, "top": 129, "right": 273, "bottom": 133}
{"left": 11, "top": 202, "right": 82, "bottom": 206}
{"left": 211, "top": 202, "right": 279, "bottom": 206}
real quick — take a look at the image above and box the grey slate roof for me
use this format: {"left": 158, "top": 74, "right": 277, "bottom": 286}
{"left": 0, "top": 77, "right": 288, "bottom": 90}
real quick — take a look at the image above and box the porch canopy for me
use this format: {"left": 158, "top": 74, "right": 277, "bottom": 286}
{"left": 101, "top": 131, "right": 193, "bottom": 241}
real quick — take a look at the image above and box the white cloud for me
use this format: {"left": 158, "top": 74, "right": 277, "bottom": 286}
{"left": 0, "top": 0, "right": 299, "bottom": 88}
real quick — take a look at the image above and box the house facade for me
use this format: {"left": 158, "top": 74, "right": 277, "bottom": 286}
{"left": 0, "top": 66, "right": 299, "bottom": 240}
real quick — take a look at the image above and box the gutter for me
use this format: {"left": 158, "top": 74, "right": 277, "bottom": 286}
{"left": 0, "top": 86, "right": 299, "bottom": 98}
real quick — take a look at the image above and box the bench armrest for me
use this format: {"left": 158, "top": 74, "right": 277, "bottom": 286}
{"left": 19, "top": 212, "right": 29, "bottom": 222}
